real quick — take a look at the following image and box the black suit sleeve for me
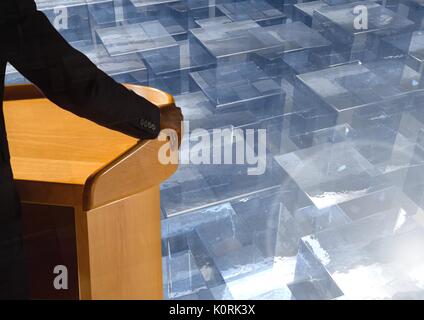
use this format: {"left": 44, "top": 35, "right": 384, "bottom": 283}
{"left": 4, "top": 0, "right": 160, "bottom": 139}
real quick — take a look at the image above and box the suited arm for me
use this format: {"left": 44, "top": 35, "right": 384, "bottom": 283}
{"left": 6, "top": 1, "right": 160, "bottom": 139}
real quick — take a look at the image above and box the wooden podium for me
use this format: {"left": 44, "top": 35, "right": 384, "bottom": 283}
{"left": 3, "top": 84, "right": 180, "bottom": 300}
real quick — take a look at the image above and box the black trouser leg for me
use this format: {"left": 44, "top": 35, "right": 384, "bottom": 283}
{"left": 0, "top": 177, "right": 29, "bottom": 299}
{"left": 0, "top": 229, "right": 29, "bottom": 299}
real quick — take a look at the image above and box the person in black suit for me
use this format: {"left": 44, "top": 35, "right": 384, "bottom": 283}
{"left": 0, "top": 0, "right": 183, "bottom": 299}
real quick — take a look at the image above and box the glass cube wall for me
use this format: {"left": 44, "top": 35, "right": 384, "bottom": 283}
{"left": 8, "top": 0, "right": 424, "bottom": 300}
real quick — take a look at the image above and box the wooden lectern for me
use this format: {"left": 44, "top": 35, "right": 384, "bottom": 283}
{"left": 3, "top": 84, "right": 180, "bottom": 300}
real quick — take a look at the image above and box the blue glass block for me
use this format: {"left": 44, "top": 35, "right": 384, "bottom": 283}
{"left": 212, "top": 245, "right": 268, "bottom": 281}
{"left": 387, "top": 145, "right": 424, "bottom": 188}
{"left": 162, "top": 203, "right": 242, "bottom": 290}
{"left": 144, "top": 39, "right": 202, "bottom": 94}
{"left": 123, "top": 0, "right": 180, "bottom": 20}
{"left": 192, "top": 210, "right": 252, "bottom": 255}
{"left": 404, "top": 172, "right": 424, "bottom": 210}
{"left": 379, "top": 34, "right": 411, "bottom": 62}
{"left": 413, "top": 91, "right": 424, "bottom": 117}
{"left": 258, "top": 203, "right": 305, "bottom": 258}
{"left": 349, "top": 123, "right": 424, "bottom": 182}
{"left": 274, "top": 140, "right": 390, "bottom": 209}
{"left": 252, "top": 115, "right": 296, "bottom": 155}
{"left": 366, "top": 59, "right": 422, "bottom": 96}
{"left": 160, "top": 164, "right": 219, "bottom": 217}
{"left": 162, "top": 226, "right": 227, "bottom": 299}
{"left": 189, "top": 20, "right": 263, "bottom": 67}
{"left": 400, "top": 127, "right": 424, "bottom": 204}
{"left": 187, "top": 0, "right": 224, "bottom": 10}
{"left": 195, "top": 15, "right": 233, "bottom": 28}
{"left": 70, "top": 41, "right": 148, "bottom": 82}
{"left": 266, "top": 0, "right": 302, "bottom": 16}
{"left": 199, "top": 161, "right": 285, "bottom": 204}
{"left": 223, "top": 264, "right": 294, "bottom": 299}
{"left": 256, "top": 113, "right": 353, "bottom": 156}
{"left": 396, "top": 110, "right": 424, "bottom": 145}
{"left": 231, "top": 187, "right": 350, "bottom": 260}
{"left": 322, "top": 0, "right": 357, "bottom": 5}
{"left": 283, "top": 45, "right": 333, "bottom": 78}
{"left": 143, "top": 42, "right": 181, "bottom": 75}
{"left": 288, "top": 105, "right": 338, "bottom": 137}
{"left": 295, "top": 61, "right": 420, "bottom": 128}
{"left": 165, "top": 250, "right": 208, "bottom": 299}
{"left": 162, "top": 202, "right": 236, "bottom": 240}
{"left": 289, "top": 123, "right": 354, "bottom": 150}
{"left": 312, "top": 1, "right": 415, "bottom": 62}
{"left": 252, "top": 287, "right": 293, "bottom": 299}
{"left": 293, "top": 204, "right": 352, "bottom": 234}
{"left": 184, "top": 227, "right": 228, "bottom": 288}
{"left": 192, "top": 130, "right": 286, "bottom": 203}
{"left": 190, "top": 18, "right": 330, "bottom": 75}
{"left": 338, "top": 186, "right": 421, "bottom": 220}
{"left": 231, "top": 189, "right": 297, "bottom": 258}
{"left": 123, "top": 0, "right": 188, "bottom": 37}
{"left": 382, "top": 31, "right": 424, "bottom": 76}
{"left": 210, "top": 284, "right": 234, "bottom": 299}
{"left": 159, "top": 15, "right": 188, "bottom": 39}
{"left": 293, "top": 0, "right": 327, "bottom": 27}
{"left": 217, "top": 0, "right": 287, "bottom": 26}
{"left": 378, "top": 0, "right": 400, "bottom": 11}
{"left": 298, "top": 198, "right": 424, "bottom": 299}
{"left": 397, "top": 0, "right": 424, "bottom": 27}
{"left": 36, "top": 0, "right": 93, "bottom": 42}
{"left": 87, "top": 0, "right": 119, "bottom": 29}
{"left": 174, "top": 91, "right": 214, "bottom": 126}
{"left": 165, "top": 2, "right": 191, "bottom": 32}
{"left": 242, "top": 22, "right": 331, "bottom": 79}
{"left": 167, "top": 2, "right": 226, "bottom": 31}
{"left": 36, "top": 0, "right": 86, "bottom": 9}
{"left": 350, "top": 123, "right": 411, "bottom": 166}
{"left": 193, "top": 207, "right": 272, "bottom": 282}
{"left": 190, "top": 61, "right": 285, "bottom": 118}
{"left": 349, "top": 104, "right": 392, "bottom": 129}
{"left": 162, "top": 232, "right": 191, "bottom": 258}
{"left": 290, "top": 238, "right": 343, "bottom": 300}
{"left": 96, "top": 20, "right": 178, "bottom": 56}
{"left": 174, "top": 91, "right": 258, "bottom": 131}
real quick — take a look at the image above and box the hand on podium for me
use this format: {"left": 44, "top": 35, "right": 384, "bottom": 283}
{"left": 160, "top": 104, "right": 184, "bottom": 135}
{"left": 157, "top": 103, "right": 183, "bottom": 156}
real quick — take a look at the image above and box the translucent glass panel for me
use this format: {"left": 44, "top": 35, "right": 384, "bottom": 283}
{"left": 293, "top": 60, "right": 421, "bottom": 127}
{"left": 312, "top": 1, "right": 415, "bottom": 62}
{"left": 189, "top": 61, "right": 285, "bottom": 116}
{"left": 35, "top": 0, "right": 96, "bottom": 42}
{"left": 293, "top": 0, "right": 327, "bottom": 27}
{"left": 189, "top": 20, "right": 331, "bottom": 69}
{"left": 398, "top": 0, "right": 424, "bottom": 26}
{"left": 297, "top": 193, "right": 424, "bottom": 299}
{"left": 217, "top": 0, "right": 287, "bottom": 26}
{"left": 161, "top": 129, "right": 285, "bottom": 217}
{"left": 71, "top": 41, "right": 148, "bottom": 81}
{"left": 275, "top": 140, "right": 389, "bottom": 209}
{"left": 96, "top": 21, "right": 178, "bottom": 56}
